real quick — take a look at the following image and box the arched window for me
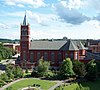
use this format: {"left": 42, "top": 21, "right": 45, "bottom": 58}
{"left": 58, "top": 52, "right": 62, "bottom": 62}
{"left": 51, "top": 52, "right": 55, "bottom": 62}
{"left": 30, "top": 52, "right": 34, "bottom": 63}
{"left": 44, "top": 52, "right": 48, "bottom": 60}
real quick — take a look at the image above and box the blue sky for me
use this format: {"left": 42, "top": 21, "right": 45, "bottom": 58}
{"left": 0, "top": 0, "right": 100, "bottom": 40}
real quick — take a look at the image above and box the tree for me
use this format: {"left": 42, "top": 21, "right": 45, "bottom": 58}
{"left": 6, "top": 64, "right": 23, "bottom": 79}
{"left": 86, "top": 59, "right": 97, "bottom": 81}
{"left": 37, "top": 58, "right": 50, "bottom": 77}
{"left": 6, "top": 64, "right": 14, "bottom": 80}
{"left": 59, "top": 58, "right": 75, "bottom": 79}
{"left": 6, "top": 86, "right": 13, "bottom": 90}
{"left": 25, "top": 68, "right": 28, "bottom": 73}
{"left": 0, "top": 79, "right": 7, "bottom": 87}
{"left": 13, "top": 66, "right": 24, "bottom": 78}
{"left": 31, "top": 58, "right": 50, "bottom": 77}
{"left": 96, "top": 61, "right": 100, "bottom": 77}
{"left": 0, "top": 43, "right": 14, "bottom": 60}
{"left": 0, "top": 53, "right": 2, "bottom": 62}
{"left": 0, "top": 73, "right": 8, "bottom": 82}
{"left": 72, "top": 60, "right": 87, "bottom": 78}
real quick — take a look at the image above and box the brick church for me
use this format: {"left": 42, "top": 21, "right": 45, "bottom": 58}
{"left": 16, "top": 13, "right": 87, "bottom": 69}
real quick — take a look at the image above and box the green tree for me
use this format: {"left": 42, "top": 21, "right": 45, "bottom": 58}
{"left": 0, "top": 43, "right": 14, "bottom": 60}
{"left": 25, "top": 68, "right": 28, "bottom": 73}
{"left": 6, "top": 64, "right": 14, "bottom": 80}
{"left": 59, "top": 58, "right": 75, "bottom": 79}
{"left": 6, "top": 86, "right": 13, "bottom": 90}
{"left": 86, "top": 59, "right": 98, "bottom": 81}
{"left": 96, "top": 61, "right": 100, "bottom": 77}
{"left": 13, "top": 66, "right": 23, "bottom": 78}
{"left": 37, "top": 59, "right": 50, "bottom": 77}
{"left": 0, "top": 79, "right": 6, "bottom": 87}
{"left": 72, "top": 60, "right": 87, "bottom": 78}
{"left": 6, "top": 64, "right": 23, "bottom": 79}
{"left": 0, "top": 73, "right": 8, "bottom": 82}
{"left": 0, "top": 53, "right": 2, "bottom": 62}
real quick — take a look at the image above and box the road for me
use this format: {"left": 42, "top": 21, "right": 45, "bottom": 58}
{"left": 2, "top": 59, "right": 16, "bottom": 65}
{"left": 0, "top": 59, "right": 16, "bottom": 74}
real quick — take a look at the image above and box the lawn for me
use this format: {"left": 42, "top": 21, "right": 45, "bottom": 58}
{"left": 5, "top": 78, "right": 57, "bottom": 90}
{"left": 55, "top": 79, "right": 100, "bottom": 90}
{"left": 55, "top": 83, "right": 79, "bottom": 90}
{"left": 81, "top": 79, "right": 100, "bottom": 90}
{"left": 63, "top": 83, "right": 79, "bottom": 90}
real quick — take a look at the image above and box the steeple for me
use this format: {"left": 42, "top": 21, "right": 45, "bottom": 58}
{"left": 23, "top": 11, "right": 27, "bottom": 25}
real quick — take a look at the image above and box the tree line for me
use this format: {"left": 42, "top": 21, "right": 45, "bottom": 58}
{"left": 0, "top": 43, "right": 14, "bottom": 61}
{"left": 31, "top": 58, "right": 100, "bottom": 81}
{"left": 0, "top": 64, "right": 23, "bottom": 87}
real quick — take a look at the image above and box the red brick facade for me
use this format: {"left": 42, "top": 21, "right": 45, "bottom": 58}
{"left": 19, "top": 24, "right": 86, "bottom": 68}
{"left": 19, "top": 14, "right": 86, "bottom": 69}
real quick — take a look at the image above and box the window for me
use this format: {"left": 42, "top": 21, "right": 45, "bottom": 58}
{"left": 44, "top": 52, "right": 48, "bottom": 60}
{"left": 58, "top": 52, "right": 62, "bottom": 62}
{"left": 51, "top": 52, "right": 55, "bottom": 62}
{"left": 21, "top": 29, "right": 28, "bottom": 36}
{"left": 65, "top": 53, "right": 68, "bottom": 58}
{"left": 22, "top": 44, "right": 27, "bottom": 48}
{"left": 37, "top": 52, "right": 41, "bottom": 61}
{"left": 75, "top": 52, "right": 78, "bottom": 60}
{"left": 30, "top": 52, "right": 34, "bottom": 63}
{"left": 82, "top": 50, "right": 85, "bottom": 55}
{"left": 70, "top": 53, "right": 74, "bottom": 60}
{"left": 23, "top": 51, "right": 26, "bottom": 61}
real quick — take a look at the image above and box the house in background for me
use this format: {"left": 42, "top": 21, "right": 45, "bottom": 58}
{"left": 86, "top": 39, "right": 100, "bottom": 53}
{"left": 3, "top": 43, "right": 20, "bottom": 54}
{"left": 15, "top": 13, "right": 87, "bottom": 69}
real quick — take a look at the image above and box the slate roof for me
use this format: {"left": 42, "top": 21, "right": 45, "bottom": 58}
{"left": 29, "top": 39, "right": 86, "bottom": 51}
{"left": 73, "top": 41, "right": 86, "bottom": 50}
{"left": 88, "top": 40, "right": 100, "bottom": 45}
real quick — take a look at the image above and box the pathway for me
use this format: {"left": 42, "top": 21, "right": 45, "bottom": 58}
{"left": 0, "top": 78, "right": 25, "bottom": 90}
{"left": 0, "top": 78, "right": 68, "bottom": 90}
{"left": 48, "top": 81, "right": 63, "bottom": 90}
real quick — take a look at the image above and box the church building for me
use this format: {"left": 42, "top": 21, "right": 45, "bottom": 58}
{"left": 16, "top": 13, "right": 87, "bottom": 69}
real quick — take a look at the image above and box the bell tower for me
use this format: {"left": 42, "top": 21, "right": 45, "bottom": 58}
{"left": 20, "top": 12, "right": 30, "bottom": 68}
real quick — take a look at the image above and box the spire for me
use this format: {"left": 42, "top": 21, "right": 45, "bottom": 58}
{"left": 23, "top": 11, "right": 27, "bottom": 25}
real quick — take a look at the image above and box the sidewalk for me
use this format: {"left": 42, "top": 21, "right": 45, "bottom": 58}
{"left": 0, "top": 78, "right": 25, "bottom": 90}
{"left": 48, "top": 81, "right": 63, "bottom": 90}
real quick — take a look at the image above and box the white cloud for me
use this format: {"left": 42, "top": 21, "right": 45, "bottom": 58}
{"left": 17, "top": 4, "right": 24, "bottom": 7}
{"left": 5, "top": 0, "right": 47, "bottom": 8}
{"left": 5, "top": 10, "right": 59, "bottom": 26}
{"left": 54, "top": 2, "right": 90, "bottom": 25}
{"left": 5, "top": 1, "right": 16, "bottom": 6}
{"left": 0, "top": 23, "right": 10, "bottom": 29}
{"left": 59, "top": 0, "right": 86, "bottom": 9}
{"left": 6, "top": 11, "right": 24, "bottom": 17}
{"left": 26, "top": 10, "right": 59, "bottom": 26}
{"left": 87, "top": 20, "right": 100, "bottom": 28}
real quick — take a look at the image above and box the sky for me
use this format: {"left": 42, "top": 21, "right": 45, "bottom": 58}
{"left": 0, "top": 0, "right": 100, "bottom": 40}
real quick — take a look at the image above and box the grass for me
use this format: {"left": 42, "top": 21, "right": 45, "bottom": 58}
{"left": 5, "top": 78, "right": 56, "bottom": 90}
{"left": 23, "top": 72, "right": 31, "bottom": 77}
{"left": 55, "top": 79, "right": 100, "bottom": 90}
{"left": 55, "top": 83, "right": 79, "bottom": 90}
{"left": 63, "top": 83, "right": 78, "bottom": 90}
{"left": 81, "top": 79, "right": 100, "bottom": 90}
